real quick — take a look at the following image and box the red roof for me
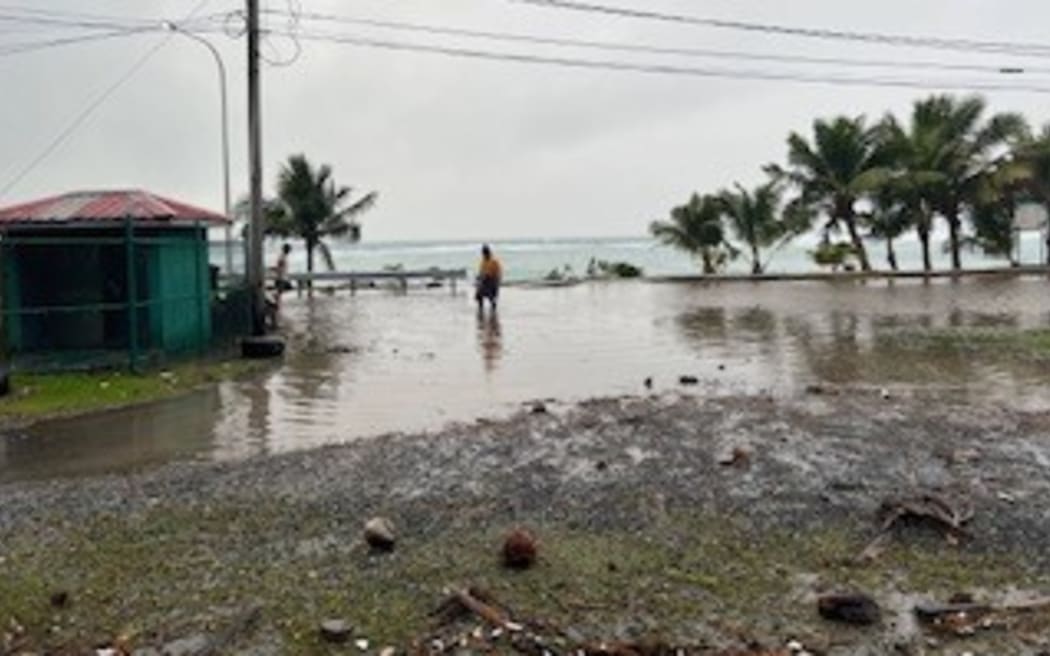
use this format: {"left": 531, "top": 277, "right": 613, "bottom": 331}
{"left": 0, "top": 190, "right": 229, "bottom": 226}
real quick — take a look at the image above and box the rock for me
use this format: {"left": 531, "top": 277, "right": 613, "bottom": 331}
{"left": 880, "top": 388, "right": 891, "bottom": 400}
{"left": 354, "top": 638, "right": 370, "bottom": 651}
{"left": 595, "top": 460, "right": 608, "bottom": 472}
{"left": 717, "top": 447, "right": 752, "bottom": 468}
{"left": 161, "top": 634, "right": 210, "bottom": 656}
{"left": 502, "top": 528, "right": 538, "bottom": 569}
{"left": 818, "top": 593, "right": 881, "bottom": 626}
{"left": 378, "top": 648, "right": 396, "bottom": 656}
{"left": 530, "top": 402, "right": 548, "bottom": 415}
{"left": 319, "top": 619, "right": 353, "bottom": 644}
{"left": 678, "top": 375, "right": 699, "bottom": 386}
{"left": 364, "top": 517, "right": 396, "bottom": 551}
{"left": 49, "top": 591, "right": 69, "bottom": 608}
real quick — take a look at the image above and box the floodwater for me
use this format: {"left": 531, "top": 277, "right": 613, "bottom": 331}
{"left": 2, "top": 276, "right": 1050, "bottom": 483}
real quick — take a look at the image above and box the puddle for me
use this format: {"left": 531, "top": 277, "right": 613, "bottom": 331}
{"left": 4, "top": 277, "right": 1050, "bottom": 483}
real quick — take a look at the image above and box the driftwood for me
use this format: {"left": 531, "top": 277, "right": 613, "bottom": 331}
{"left": 915, "top": 597, "right": 1050, "bottom": 621}
{"left": 856, "top": 493, "right": 974, "bottom": 563}
{"left": 432, "top": 587, "right": 521, "bottom": 632}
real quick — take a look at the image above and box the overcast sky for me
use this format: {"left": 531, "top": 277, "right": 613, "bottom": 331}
{"left": 3, "top": 0, "right": 1050, "bottom": 241}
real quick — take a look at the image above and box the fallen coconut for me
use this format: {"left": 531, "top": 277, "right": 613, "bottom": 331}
{"left": 502, "top": 528, "right": 538, "bottom": 569}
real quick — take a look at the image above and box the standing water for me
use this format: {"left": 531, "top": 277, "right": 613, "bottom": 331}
{"left": 2, "top": 276, "right": 1050, "bottom": 482}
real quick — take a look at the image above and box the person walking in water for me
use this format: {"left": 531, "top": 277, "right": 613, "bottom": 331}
{"left": 273, "top": 243, "right": 293, "bottom": 308}
{"left": 475, "top": 244, "right": 503, "bottom": 313}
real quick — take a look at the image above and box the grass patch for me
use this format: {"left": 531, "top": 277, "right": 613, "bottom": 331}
{"left": 882, "top": 327, "right": 1050, "bottom": 358}
{"left": 0, "top": 358, "right": 270, "bottom": 426}
{"left": 1, "top": 503, "right": 1045, "bottom": 654}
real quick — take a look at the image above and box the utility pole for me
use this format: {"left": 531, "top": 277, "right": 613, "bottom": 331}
{"left": 246, "top": 0, "right": 266, "bottom": 334}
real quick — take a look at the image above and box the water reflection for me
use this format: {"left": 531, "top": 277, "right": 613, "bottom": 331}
{"left": 5, "top": 277, "right": 1050, "bottom": 483}
{"left": 476, "top": 311, "right": 503, "bottom": 373}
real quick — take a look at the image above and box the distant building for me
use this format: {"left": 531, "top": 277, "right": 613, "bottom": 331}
{"left": 0, "top": 190, "right": 231, "bottom": 370}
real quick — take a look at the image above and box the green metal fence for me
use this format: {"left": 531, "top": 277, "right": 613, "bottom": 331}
{"left": 0, "top": 220, "right": 252, "bottom": 372}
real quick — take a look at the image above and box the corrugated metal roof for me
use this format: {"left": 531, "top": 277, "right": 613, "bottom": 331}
{"left": 0, "top": 190, "right": 229, "bottom": 225}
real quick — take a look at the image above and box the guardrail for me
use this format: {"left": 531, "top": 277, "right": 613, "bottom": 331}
{"left": 279, "top": 269, "right": 470, "bottom": 295}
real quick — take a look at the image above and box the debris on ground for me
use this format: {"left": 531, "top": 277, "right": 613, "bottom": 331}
{"left": 422, "top": 586, "right": 789, "bottom": 655}
{"left": 717, "top": 446, "right": 752, "bottom": 469}
{"left": 858, "top": 493, "right": 974, "bottom": 561}
{"left": 49, "top": 590, "right": 70, "bottom": 608}
{"left": 320, "top": 619, "right": 353, "bottom": 644}
{"left": 502, "top": 528, "right": 539, "bottom": 569}
{"left": 364, "top": 517, "right": 397, "bottom": 552}
{"left": 817, "top": 592, "right": 881, "bottom": 626}
{"left": 914, "top": 595, "right": 1050, "bottom": 637}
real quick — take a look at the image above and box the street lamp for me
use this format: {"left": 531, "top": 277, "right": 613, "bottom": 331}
{"left": 166, "top": 22, "right": 234, "bottom": 276}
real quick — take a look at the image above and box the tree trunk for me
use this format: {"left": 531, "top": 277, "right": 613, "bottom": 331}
{"left": 946, "top": 209, "right": 962, "bottom": 271}
{"left": 701, "top": 250, "right": 715, "bottom": 275}
{"left": 917, "top": 223, "right": 932, "bottom": 274}
{"left": 306, "top": 240, "right": 316, "bottom": 294}
{"left": 843, "top": 211, "right": 871, "bottom": 271}
{"left": 751, "top": 245, "right": 762, "bottom": 275}
{"left": 886, "top": 238, "right": 898, "bottom": 272}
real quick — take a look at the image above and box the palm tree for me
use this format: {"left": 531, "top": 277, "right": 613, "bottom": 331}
{"left": 717, "top": 181, "right": 812, "bottom": 275}
{"left": 650, "top": 193, "right": 736, "bottom": 275}
{"left": 771, "top": 116, "right": 886, "bottom": 272}
{"left": 906, "top": 95, "right": 1028, "bottom": 271}
{"left": 1016, "top": 124, "right": 1050, "bottom": 264}
{"left": 271, "top": 154, "right": 378, "bottom": 278}
{"left": 864, "top": 190, "right": 912, "bottom": 272}
{"left": 876, "top": 109, "right": 946, "bottom": 273}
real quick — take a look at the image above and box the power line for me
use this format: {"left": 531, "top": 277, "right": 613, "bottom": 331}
{"left": 262, "top": 9, "right": 1050, "bottom": 77}
{"left": 279, "top": 28, "right": 1050, "bottom": 95}
{"left": 0, "top": 28, "right": 155, "bottom": 57}
{"left": 510, "top": 0, "right": 1050, "bottom": 58}
{"left": 0, "top": 0, "right": 215, "bottom": 200}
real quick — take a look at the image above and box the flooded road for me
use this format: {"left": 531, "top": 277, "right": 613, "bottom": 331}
{"left": 2, "top": 276, "right": 1049, "bottom": 482}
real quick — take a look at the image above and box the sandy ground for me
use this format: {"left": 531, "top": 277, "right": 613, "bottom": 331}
{"left": 3, "top": 390, "right": 1050, "bottom": 654}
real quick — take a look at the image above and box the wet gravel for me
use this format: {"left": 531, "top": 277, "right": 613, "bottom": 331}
{"left": 3, "top": 390, "right": 1050, "bottom": 565}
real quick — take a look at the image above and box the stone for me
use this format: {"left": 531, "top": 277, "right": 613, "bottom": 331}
{"left": 502, "top": 528, "right": 538, "bottom": 569}
{"left": 364, "top": 517, "right": 396, "bottom": 551}
{"left": 319, "top": 619, "right": 353, "bottom": 644}
{"left": 49, "top": 591, "right": 69, "bottom": 609}
{"left": 817, "top": 593, "right": 881, "bottom": 626}
{"left": 161, "top": 634, "right": 210, "bottom": 656}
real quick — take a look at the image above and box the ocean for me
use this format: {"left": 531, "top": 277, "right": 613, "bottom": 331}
{"left": 211, "top": 231, "right": 1048, "bottom": 282}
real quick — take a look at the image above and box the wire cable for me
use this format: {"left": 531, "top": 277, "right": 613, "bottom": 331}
{"left": 0, "top": 0, "right": 215, "bottom": 200}
{"left": 282, "top": 29, "right": 1050, "bottom": 95}
{"left": 509, "top": 0, "right": 1050, "bottom": 58}
{"left": 0, "top": 28, "right": 157, "bottom": 57}
{"left": 261, "top": 9, "right": 1050, "bottom": 77}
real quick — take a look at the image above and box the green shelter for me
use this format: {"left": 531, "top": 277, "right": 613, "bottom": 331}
{"left": 0, "top": 190, "right": 229, "bottom": 370}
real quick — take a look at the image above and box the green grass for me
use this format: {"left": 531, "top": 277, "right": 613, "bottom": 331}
{"left": 0, "top": 359, "right": 269, "bottom": 426}
{"left": 2, "top": 504, "right": 1046, "bottom": 654}
{"left": 883, "top": 327, "right": 1050, "bottom": 358}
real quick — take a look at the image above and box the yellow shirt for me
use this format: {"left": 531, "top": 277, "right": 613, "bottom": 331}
{"left": 479, "top": 257, "right": 502, "bottom": 281}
